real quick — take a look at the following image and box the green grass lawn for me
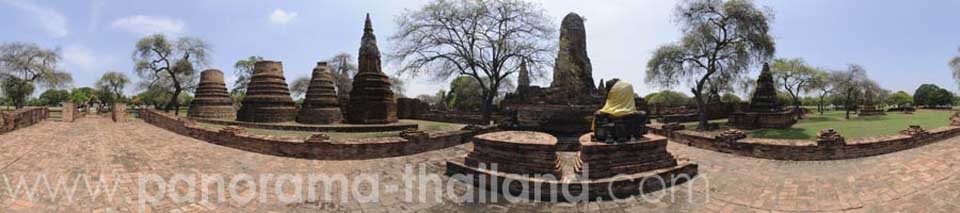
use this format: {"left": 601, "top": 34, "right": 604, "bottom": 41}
{"left": 747, "top": 110, "right": 953, "bottom": 140}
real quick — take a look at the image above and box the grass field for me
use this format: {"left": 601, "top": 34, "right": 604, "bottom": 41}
{"left": 746, "top": 110, "right": 953, "bottom": 139}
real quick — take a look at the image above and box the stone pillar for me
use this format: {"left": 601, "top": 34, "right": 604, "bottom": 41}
{"left": 62, "top": 102, "right": 76, "bottom": 122}
{"left": 112, "top": 103, "right": 127, "bottom": 123}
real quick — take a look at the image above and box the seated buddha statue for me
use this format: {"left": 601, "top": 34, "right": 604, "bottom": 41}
{"left": 592, "top": 79, "right": 648, "bottom": 143}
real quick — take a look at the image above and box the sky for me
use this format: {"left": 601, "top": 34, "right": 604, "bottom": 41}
{"left": 1, "top": 0, "right": 959, "bottom": 99}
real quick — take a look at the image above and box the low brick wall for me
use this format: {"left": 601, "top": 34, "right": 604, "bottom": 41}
{"left": 0, "top": 107, "right": 50, "bottom": 134}
{"left": 650, "top": 123, "right": 960, "bottom": 161}
{"left": 193, "top": 117, "right": 419, "bottom": 133}
{"left": 140, "top": 109, "right": 497, "bottom": 160}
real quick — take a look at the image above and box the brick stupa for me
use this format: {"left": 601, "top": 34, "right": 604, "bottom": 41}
{"left": 236, "top": 61, "right": 298, "bottom": 123}
{"left": 296, "top": 62, "right": 343, "bottom": 124}
{"left": 188, "top": 69, "right": 236, "bottom": 120}
{"left": 346, "top": 14, "right": 398, "bottom": 124}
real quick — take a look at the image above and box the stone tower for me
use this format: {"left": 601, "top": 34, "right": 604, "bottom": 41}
{"left": 550, "top": 12, "right": 596, "bottom": 102}
{"left": 346, "top": 14, "right": 398, "bottom": 124}
{"left": 296, "top": 62, "right": 343, "bottom": 124}
{"left": 188, "top": 69, "right": 236, "bottom": 120}
{"left": 517, "top": 59, "right": 530, "bottom": 89}
{"left": 748, "top": 63, "right": 781, "bottom": 112}
{"left": 236, "top": 60, "right": 298, "bottom": 123}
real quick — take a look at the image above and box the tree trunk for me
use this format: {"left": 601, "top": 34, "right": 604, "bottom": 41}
{"left": 166, "top": 87, "right": 183, "bottom": 115}
{"left": 818, "top": 96, "right": 825, "bottom": 115}
{"left": 479, "top": 90, "right": 494, "bottom": 125}
{"left": 694, "top": 93, "right": 708, "bottom": 130}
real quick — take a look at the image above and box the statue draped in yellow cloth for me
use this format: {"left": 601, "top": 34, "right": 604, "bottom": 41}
{"left": 592, "top": 79, "right": 647, "bottom": 143}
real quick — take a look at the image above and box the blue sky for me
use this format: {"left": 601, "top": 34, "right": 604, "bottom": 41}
{"left": 2, "top": 0, "right": 959, "bottom": 98}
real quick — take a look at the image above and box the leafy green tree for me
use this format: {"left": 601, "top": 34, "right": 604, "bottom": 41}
{"left": 39, "top": 89, "right": 70, "bottom": 106}
{"left": 391, "top": 0, "right": 556, "bottom": 122}
{"left": 0, "top": 42, "right": 73, "bottom": 108}
{"left": 70, "top": 87, "right": 96, "bottom": 111}
{"left": 807, "top": 70, "right": 833, "bottom": 114}
{"left": 133, "top": 33, "right": 209, "bottom": 115}
{"left": 720, "top": 93, "right": 742, "bottom": 103}
{"left": 445, "top": 76, "right": 484, "bottom": 111}
{"left": 644, "top": 90, "right": 692, "bottom": 107}
{"left": 646, "top": 0, "right": 775, "bottom": 129}
{"left": 231, "top": 56, "right": 263, "bottom": 95}
{"left": 1, "top": 77, "right": 34, "bottom": 108}
{"left": 886, "top": 91, "right": 912, "bottom": 108}
{"left": 914, "top": 84, "right": 955, "bottom": 108}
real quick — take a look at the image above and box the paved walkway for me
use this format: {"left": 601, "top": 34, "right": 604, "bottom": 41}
{"left": 1, "top": 116, "right": 959, "bottom": 212}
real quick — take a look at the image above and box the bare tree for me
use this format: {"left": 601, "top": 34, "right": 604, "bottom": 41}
{"left": 806, "top": 69, "right": 832, "bottom": 114}
{"left": 831, "top": 65, "right": 869, "bottom": 119}
{"left": 770, "top": 58, "right": 819, "bottom": 119}
{"left": 646, "top": 0, "right": 775, "bottom": 130}
{"left": 289, "top": 76, "right": 310, "bottom": 99}
{"left": 0, "top": 42, "right": 73, "bottom": 109}
{"left": 132, "top": 34, "right": 210, "bottom": 115}
{"left": 390, "top": 0, "right": 556, "bottom": 121}
{"left": 327, "top": 53, "right": 356, "bottom": 100}
{"left": 951, "top": 47, "right": 960, "bottom": 90}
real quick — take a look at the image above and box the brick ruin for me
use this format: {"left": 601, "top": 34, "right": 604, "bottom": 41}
{"left": 728, "top": 63, "right": 797, "bottom": 129}
{"left": 188, "top": 69, "right": 237, "bottom": 120}
{"left": 0, "top": 107, "right": 50, "bottom": 134}
{"left": 500, "top": 13, "right": 605, "bottom": 135}
{"left": 296, "top": 62, "right": 343, "bottom": 124}
{"left": 236, "top": 61, "right": 298, "bottom": 123}
{"left": 346, "top": 14, "right": 398, "bottom": 124}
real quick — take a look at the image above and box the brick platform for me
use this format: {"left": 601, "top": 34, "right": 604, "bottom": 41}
{"left": 576, "top": 133, "right": 679, "bottom": 179}
{"left": 465, "top": 131, "right": 562, "bottom": 176}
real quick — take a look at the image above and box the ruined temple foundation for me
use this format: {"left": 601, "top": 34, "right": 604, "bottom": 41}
{"left": 188, "top": 69, "right": 236, "bottom": 120}
{"left": 463, "top": 131, "right": 562, "bottom": 177}
{"left": 236, "top": 61, "right": 298, "bottom": 123}
{"left": 296, "top": 62, "right": 343, "bottom": 124}
{"left": 446, "top": 131, "right": 698, "bottom": 200}
{"left": 576, "top": 133, "right": 679, "bottom": 179}
{"left": 728, "top": 110, "right": 798, "bottom": 129}
{"left": 858, "top": 105, "right": 887, "bottom": 116}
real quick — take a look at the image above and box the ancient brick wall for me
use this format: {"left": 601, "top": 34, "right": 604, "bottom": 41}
{"left": 0, "top": 107, "right": 50, "bottom": 134}
{"left": 649, "top": 124, "right": 960, "bottom": 161}
{"left": 140, "top": 109, "right": 496, "bottom": 160}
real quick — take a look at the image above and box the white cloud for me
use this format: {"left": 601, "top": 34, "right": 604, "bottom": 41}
{"left": 110, "top": 15, "right": 184, "bottom": 35}
{"left": 269, "top": 9, "right": 298, "bottom": 25}
{"left": 1, "top": 0, "right": 68, "bottom": 38}
{"left": 62, "top": 44, "right": 116, "bottom": 74}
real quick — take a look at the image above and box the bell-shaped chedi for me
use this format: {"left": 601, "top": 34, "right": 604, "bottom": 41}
{"left": 237, "top": 60, "right": 298, "bottom": 123}
{"left": 550, "top": 12, "right": 597, "bottom": 103}
{"left": 346, "top": 14, "right": 398, "bottom": 124}
{"left": 748, "top": 63, "right": 781, "bottom": 112}
{"left": 188, "top": 69, "right": 236, "bottom": 120}
{"left": 296, "top": 62, "right": 344, "bottom": 124}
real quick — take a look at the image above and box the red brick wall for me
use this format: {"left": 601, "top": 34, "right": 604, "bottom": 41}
{"left": 0, "top": 107, "right": 50, "bottom": 134}
{"left": 141, "top": 109, "right": 496, "bottom": 160}
{"left": 650, "top": 124, "right": 960, "bottom": 161}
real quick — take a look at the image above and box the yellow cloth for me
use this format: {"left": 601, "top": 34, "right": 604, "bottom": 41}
{"left": 599, "top": 81, "right": 637, "bottom": 117}
{"left": 593, "top": 81, "right": 637, "bottom": 130}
